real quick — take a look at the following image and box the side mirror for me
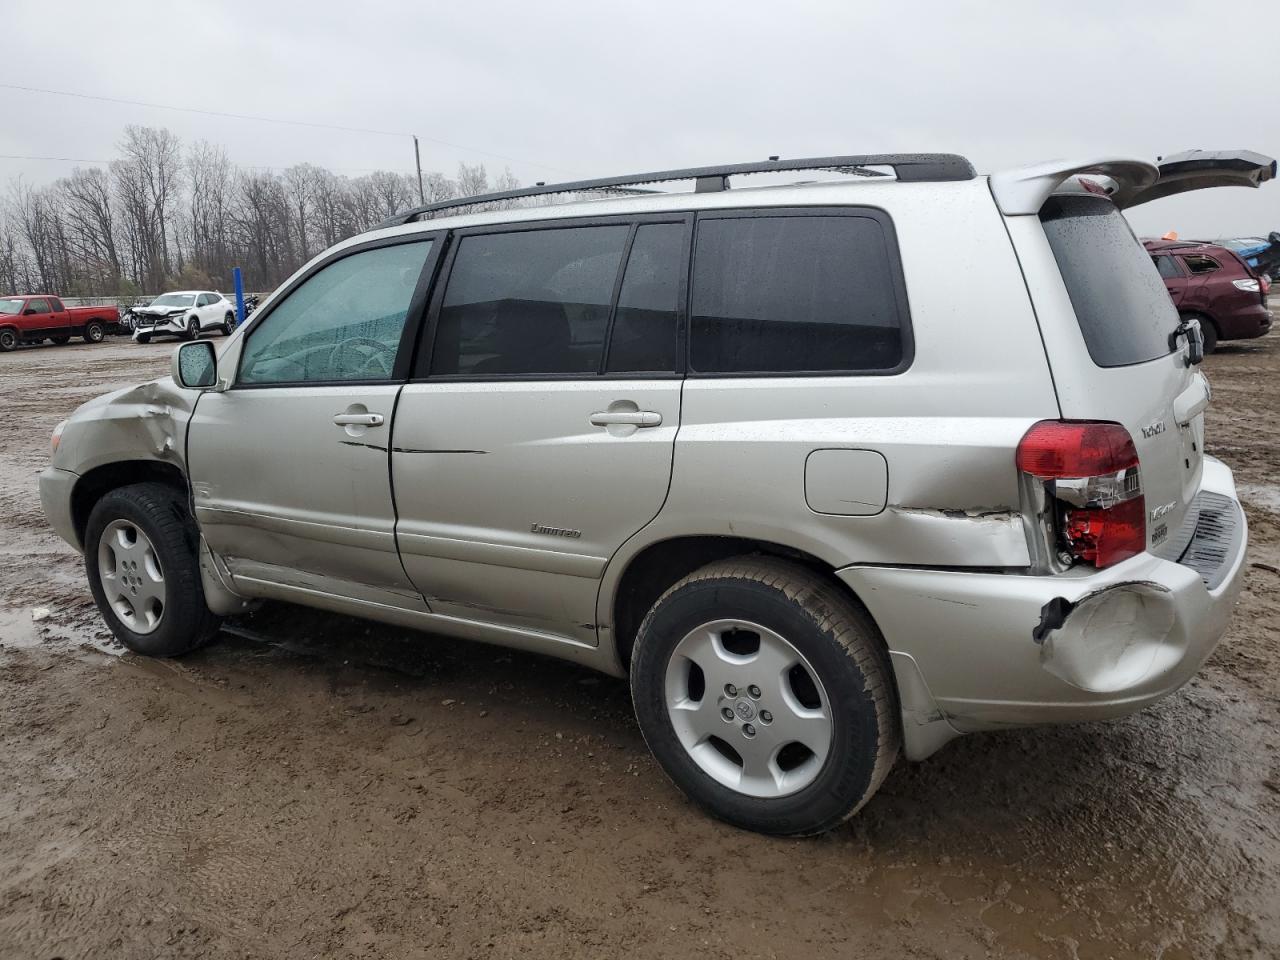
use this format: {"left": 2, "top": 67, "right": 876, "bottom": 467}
{"left": 173, "top": 340, "right": 219, "bottom": 389}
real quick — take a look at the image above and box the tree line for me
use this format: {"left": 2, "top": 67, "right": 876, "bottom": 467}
{"left": 0, "top": 125, "right": 519, "bottom": 298}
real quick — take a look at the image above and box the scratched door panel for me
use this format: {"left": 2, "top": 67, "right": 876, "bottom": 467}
{"left": 187, "top": 384, "right": 419, "bottom": 603}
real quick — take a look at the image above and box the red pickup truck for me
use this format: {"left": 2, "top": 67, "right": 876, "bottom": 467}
{"left": 0, "top": 295, "right": 121, "bottom": 351}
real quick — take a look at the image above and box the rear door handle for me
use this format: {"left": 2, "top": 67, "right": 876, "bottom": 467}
{"left": 333, "top": 412, "right": 384, "bottom": 427}
{"left": 589, "top": 411, "right": 662, "bottom": 428}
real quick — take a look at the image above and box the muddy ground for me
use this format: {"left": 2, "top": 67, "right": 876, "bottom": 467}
{"left": 1, "top": 317, "right": 1278, "bottom": 960}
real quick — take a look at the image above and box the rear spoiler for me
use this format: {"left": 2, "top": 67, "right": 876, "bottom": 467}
{"left": 989, "top": 158, "right": 1159, "bottom": 215}
{"left": 991, "top": 149, "right": 1276, "bottom": 215}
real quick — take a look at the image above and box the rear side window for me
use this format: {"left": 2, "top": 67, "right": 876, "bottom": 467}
{"left": 431, "top": 225, "right": 629, "bottom": 376}
{"left": 1182, "top": 255, "right": 1220, "bottom": 275}
{"left": 1040, "top": 196, "right": 1177, "bottom": 368}
{"left": 690, "top": 214, "right": 906, "bottom": 374}
{"left": 49, "top": 298, "right": 64, "bottom": 311}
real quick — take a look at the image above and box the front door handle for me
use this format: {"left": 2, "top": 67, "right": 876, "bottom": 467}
{"left": 589, "top": 410, "right": 662, "bottom": 428}
{"left": 334, "top": 412, "right": 384, "bottom": 427}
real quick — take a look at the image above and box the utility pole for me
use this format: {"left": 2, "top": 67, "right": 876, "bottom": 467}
{"left": 413, "top": 135, "right": 425, "bottom": 204}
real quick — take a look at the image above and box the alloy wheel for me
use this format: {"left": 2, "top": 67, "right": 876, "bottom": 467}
{"left": 664, "top": 619, "right": 833, "bottom": 798}
{"left": 97, "top": 519, "right": 166, "bottom": 635}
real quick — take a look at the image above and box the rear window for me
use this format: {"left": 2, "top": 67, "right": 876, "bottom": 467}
{"left": 690, "top": 214, "right": 907, "bottom": 374}
{"left": 1041, "top": 196, "right": 1177, "bottom": 367}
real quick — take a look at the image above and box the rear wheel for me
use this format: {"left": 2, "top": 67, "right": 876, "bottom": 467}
{"left": 630, "top": 556, "right": 900, "bottom": 836}
{"left": 84, "top": 483, "right": 222, "bottom": 656}
{"left": 222, "top": 312, "right": 235, "bottom": 336}
{"left": 1199, "top": 316, "right": 1219, "bottom": 354}
{"left": 0, "top": 329, "right": 17, "bottom": 352}
{"left": 83, "top": 320, "right": 105, "bottom": 344}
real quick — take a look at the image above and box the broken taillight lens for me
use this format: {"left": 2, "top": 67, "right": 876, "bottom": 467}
{"left": 1017, "top": 420, "right": 1145, "bottom": 568}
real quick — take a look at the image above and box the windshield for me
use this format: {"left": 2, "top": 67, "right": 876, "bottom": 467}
{"left": 1041, "top": 195, "right": 1178, "bottom": 368}
{"left": 0, "top": 298, "right": 23, "bottom": 315}
{"left": 150, "top": 294, "right": 195, "bottom": 308}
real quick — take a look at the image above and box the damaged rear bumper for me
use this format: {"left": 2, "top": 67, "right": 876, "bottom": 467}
{"left": 838, "top": 457, "right": 1248, "bottom": 761}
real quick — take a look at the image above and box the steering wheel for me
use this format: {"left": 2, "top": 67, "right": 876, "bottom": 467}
{"left": 327, "top": 337, "right": 396, "bottom": 379}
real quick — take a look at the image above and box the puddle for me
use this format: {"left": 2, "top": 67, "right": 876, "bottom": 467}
{"left": 0, "top": 606, "right": 41, "bottom": 649}
{"left": 0, "top": 605, "right": 125, "bottom": 658}
{"left": 1236, "top": 483, "right": 1280, "bottom": 512}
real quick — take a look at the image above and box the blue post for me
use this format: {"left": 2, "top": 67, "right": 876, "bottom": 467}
{"left": 233, "top": 267, "right": 246, "bottom": 326}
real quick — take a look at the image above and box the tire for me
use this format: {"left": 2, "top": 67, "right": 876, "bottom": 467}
{"left": 136, "top": 334, "right": 151, "bottom": 345}
{"left": 0, "top": 329, "right": 18, "bottom": 352}
{"left": 52, "top": 336, "right": 71, "bottom": 345}
{"left": 630, "top": 556, "right": 900, "bottom": 836}
{"left": 222, "top": 312, "right": 235, "bottom": 336}
{"left": 84, "top": 482, "right": 222, "bottom": 657}
{"left": 186, "top": 317, "right": 200, "bottom": 340}
{"left": 1197, "top": 316, "right": 1219, "bottom": 354}
{"left": 83, "top": 320, "right": 105, "bottom": 344}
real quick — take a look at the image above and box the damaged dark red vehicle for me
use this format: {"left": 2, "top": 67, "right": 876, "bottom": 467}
{"left": 1144, "top": 238, "right": 1272, "bottom": 352}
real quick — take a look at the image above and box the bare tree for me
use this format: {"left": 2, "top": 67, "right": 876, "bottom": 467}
{"left": 0, "top": 124, "right": 513, "bottom": 295}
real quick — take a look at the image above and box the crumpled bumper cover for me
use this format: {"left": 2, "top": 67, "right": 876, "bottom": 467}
{"left": 838, "top": 457, "right": 1248, "bottom": 758}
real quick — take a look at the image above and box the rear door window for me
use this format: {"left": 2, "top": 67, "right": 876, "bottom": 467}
{"left": 689, "top": 213, "right": 908, "bottom": 374}
{"left": 605, "top": 222, "right": 685, "bottom": 373}
{"left": 429, "top": 224, "right": 630, "bottom": 376}
{"left": 1181, "top": 255, "right": 1220, "bottom": 275}
{"left": 1040, "top": 195, "right": 1177, "bottom": 367}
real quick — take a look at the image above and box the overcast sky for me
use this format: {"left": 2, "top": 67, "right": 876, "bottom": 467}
{"left": 3, "top": 0, "right": 1277, "bottom": 239}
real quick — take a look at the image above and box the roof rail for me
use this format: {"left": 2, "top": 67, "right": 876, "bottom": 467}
{"left": 375, "top": 153, "right": 975, "bottom": 228}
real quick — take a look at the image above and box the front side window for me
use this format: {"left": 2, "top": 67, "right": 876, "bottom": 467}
{"left": 239, "top": 240, "right": 431, "bottom": 385}
{"left": 1154, "top": 255, "right": 1182, "bottom": 280}
{"left": 196, "top": 293, "right": 212, "bottom": 307}
{"left": 430, "top": 225, "right": 629, "bottom": 376}
{"left": 27, "top": 298, "right": 51, "bottom": 314}
{"left": 690, "top": 215, "right": 906, "bottom": 374}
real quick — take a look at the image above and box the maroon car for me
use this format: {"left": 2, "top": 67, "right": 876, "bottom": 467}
{"left": 1144, "top": 238, "right": 1272, "bottom": 352}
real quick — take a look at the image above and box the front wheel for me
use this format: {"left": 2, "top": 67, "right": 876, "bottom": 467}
{"left": 185, "top": 317, "right": 200, "bottom": 340}
{"left": 630, "top": 557, "right": 900, "bottom": 836}
{"left": 83, "top": 320, "right": 106, "bottom": 344}
{"left": 135, "top": 333, "right": 151, "bottom": 344}
{"left": 84, "top": 483, "right": 222, "bottom": 656}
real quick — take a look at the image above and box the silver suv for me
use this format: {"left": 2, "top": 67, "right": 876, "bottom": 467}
{"left": 40, "top": 150, "right": 1273, "bottom": 835}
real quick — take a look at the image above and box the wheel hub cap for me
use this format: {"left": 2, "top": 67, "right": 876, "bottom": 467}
{"left": 97, "top": 519, "right": 166, "bottom": 635}
{"left": 664, "top": 619, "right": 833, "bottom": 799}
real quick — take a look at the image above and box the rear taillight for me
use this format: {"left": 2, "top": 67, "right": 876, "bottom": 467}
{"left": 1233, "top": 278, "right": 1261, "bottom": 293}
{"left": 1017, "top": 421, "right": 1145, "bottom": 568}
{"left": 1260, "top": 274, "right": 1271, "bottom": 295}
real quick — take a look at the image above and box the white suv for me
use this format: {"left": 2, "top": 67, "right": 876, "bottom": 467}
{"left": 40, "top": 150, "right": 1272, "bottom": 835}
{"left": 132, "top": 290, "right": 236, "bottom": 343}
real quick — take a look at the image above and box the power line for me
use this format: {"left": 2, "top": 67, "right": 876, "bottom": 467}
{"left": 0, "top": 153, "right": 415, "bottom": 174}
{"left": 0, "top": 82, "right": 574, "bottom": 174}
